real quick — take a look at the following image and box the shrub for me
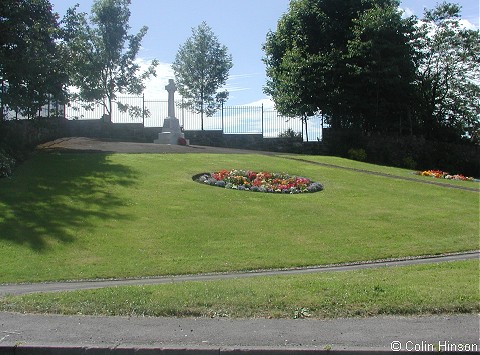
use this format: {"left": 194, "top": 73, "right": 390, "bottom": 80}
{"left": 278, "top": 128, "right": 302, "bottom": 140}
{"left": 0, "top": 150, "right": 16, "bottom": 178}
{"left": 348, "top": 148, "right": 367, "bottom": 162}
{"left": 402, "top": 156, "right": 417, "bottom": 170}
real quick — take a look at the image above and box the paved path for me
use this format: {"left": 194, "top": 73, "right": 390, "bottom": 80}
{"left": 36, "top": 137, "right": 275, "bottom": 155}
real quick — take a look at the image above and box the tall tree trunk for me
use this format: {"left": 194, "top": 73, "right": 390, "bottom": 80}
{"left": 200, "top": 90, "right": 204, "bottom": 130}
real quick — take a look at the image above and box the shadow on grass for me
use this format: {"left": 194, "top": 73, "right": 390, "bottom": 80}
{"left": 0, "top": 152, "right": 139, "bottom": 251}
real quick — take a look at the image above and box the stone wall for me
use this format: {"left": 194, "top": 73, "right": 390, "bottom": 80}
{"left": 66, "top": 120, "right": 162, "bottom": 142}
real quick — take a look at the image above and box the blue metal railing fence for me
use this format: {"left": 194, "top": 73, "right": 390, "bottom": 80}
{"left": 4, "top": 96, "right": 323, "bottom": 141}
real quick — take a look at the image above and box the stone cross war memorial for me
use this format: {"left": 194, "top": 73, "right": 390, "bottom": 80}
{"left": 153, "top": 79, "right": 186, "bottom": 145}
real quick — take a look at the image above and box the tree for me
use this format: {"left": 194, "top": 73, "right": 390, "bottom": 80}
{"left": 0, "top": 0, "right": 67, "bottom": 119}
{"left": 345, "top": 2, "right": 418, "bottom": 135}
{"left": 172, "top": 22, "right": 233, "bottom": 130}
{"left": 263, "top": 0, "right": 417, "bottom": 134}
{"left": 413, "top": 2, "right": 480, "bottom": 143}
{"left": 62, "top": 0, "right": 158, "bottom": 122}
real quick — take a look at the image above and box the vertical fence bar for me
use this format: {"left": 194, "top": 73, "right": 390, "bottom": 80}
{"left": 261, "top": 103, "right": 264, "bottom": 137}
{"left": 142, "top": 93, "right": 145, "bottom": 126}
{"left": 181, "top": 98, "right": 184, "bottom": 128}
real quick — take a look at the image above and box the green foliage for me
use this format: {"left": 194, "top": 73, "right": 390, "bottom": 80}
{"left": 264, "top": 0, "right": 479, "bottom": 143}
{"left": 413, "top": 2, "right": 480, "bottom": 143}
{"left": 347, "top": 148, "right": 367, "bottom": 162}
{"left": 0, "top": 0, "right": 67, "bottom": 119}
{"left": 323, "top": 130, "right": 479, "bottom": 177}
{"left": 172, "top": 22, "right": 233, "bottom": 130}
{"left": 293, "top": 307, "right": 311, "bottom": 319}
{"left": 346, "top": 2, "right": 417, "bottom": 134}
{"left": 263, "top": 0, "right": 416, "bottom": 133}
{"left": 402, "top": 156, "right": 417, "bottom": 170}
{"left": 61, "top": 0, "right": 158, "bottom": 121}
{"left": 0, "top": 149, "right": 15, "bottom": 178}
{"left": 278, "top": 128, "right": 302, "bottom": 140}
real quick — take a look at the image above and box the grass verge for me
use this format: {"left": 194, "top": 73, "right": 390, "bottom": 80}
{"left": 1, "top": 260, "right": 478, "bottom": 319}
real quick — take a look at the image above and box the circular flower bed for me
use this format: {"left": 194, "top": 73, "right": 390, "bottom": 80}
{"left": 193, "top": 169, "right": 324, "bottom": 194}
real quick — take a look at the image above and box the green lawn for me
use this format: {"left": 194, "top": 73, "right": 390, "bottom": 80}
{"left": 0, "top": 152, "right": 478, "bottom": 283}
{"left": 2, "top": 260, "right": 478, "bottom": 319}
{"left": 283, "top": 154, "right": 480, "bottom": 189}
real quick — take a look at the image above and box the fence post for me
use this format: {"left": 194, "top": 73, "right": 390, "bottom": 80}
{"left": 303, "top": 115, "right": 308, "bottom": 142}
{"left": 221, "top": 101, "right": 224, "bottom": 132}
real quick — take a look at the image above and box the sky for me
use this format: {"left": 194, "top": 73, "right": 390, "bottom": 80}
{"left": 50, "top": 0, "right": 479, "bottom": 107}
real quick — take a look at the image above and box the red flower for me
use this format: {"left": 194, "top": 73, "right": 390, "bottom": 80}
{"left": 247, "top": 171, "right": 257, "bottom": 181}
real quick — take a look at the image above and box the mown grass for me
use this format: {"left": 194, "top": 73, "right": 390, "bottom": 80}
{"left": 0, "top": 152, "right": 478, "bottom": 283}
{"left": 283, "top": 154, "right": 480, "bottom": 189}
{"left": 1, "top": 260, "right": 478, "bottom": 319}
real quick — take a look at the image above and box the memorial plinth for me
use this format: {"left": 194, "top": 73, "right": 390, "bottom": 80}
{"left": 154, "top": 79, "right": 186, "bottom": 145}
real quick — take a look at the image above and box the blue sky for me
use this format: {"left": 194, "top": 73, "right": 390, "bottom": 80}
{"left": 50, "top": 0, "right": 479, "bottom": 107}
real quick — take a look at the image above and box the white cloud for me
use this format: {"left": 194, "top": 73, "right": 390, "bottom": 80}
{"left": 459, "top": 19, "right": 477, "bottom": 30}
{"left": 137, "top": 59, "right": 256, "bottom": 100}
{"left": 228, "top": 73, "right": 258, "bottom": 79}
{"left": 224, "top": 73, "right": 257, "bottom": 93}
{"left": 399, "top": 6, "right": 478, "bottom": 31}
{"left": 224, "top": 84, "right": 250, "bottom": 93}
{"left": 244, "top": 98, "right": 275, "bottom": 109}
{"left": 135, "top": 58, "right": 174, "bottom": 100}
{"left": 399, "top": 6, "right": 415, "bottom": 18}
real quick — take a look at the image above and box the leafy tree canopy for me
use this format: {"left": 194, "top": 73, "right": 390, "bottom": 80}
{"left": 345, "top": 2, "right": 418, "bottom": 134}
{"left": 414, "top": 2, "right": 480, "bottom": 143}
{"left": 172, "top": 22, "right": 233, "bottom": 130}
{"left": 263, "top": 0, "right": 417, "bottom": 135}
{"left": 61, "top": 0, "right": 158, "bottom": 121}
{"left": 0, "top": 0, "right": 67, "bottom": 119}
